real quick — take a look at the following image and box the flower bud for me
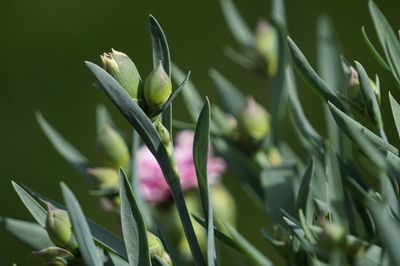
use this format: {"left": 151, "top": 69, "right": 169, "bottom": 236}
{"left": 33, "top": 247, "right": 74, "bottom": 266}
{"left": 237, "top": 97, "right": 270, "bottom": 142}
{"left": 147, "top": 232, "right": 164, "bottom": 258}
{"left": 143, "top": 61, "right": 172, "bottom": 109}
{"left": 318, "top": 222, "right": 346, "bottom": 250}
{"left": 96, "top": 125, "right": 130, "bottom": 168}
{"left": 212, "top": 185, "right": 237, "bottom": 227}
{"left": 45, "top": 204, "right": 78, "bottom": 252}
{"left": 254, "top": 19, "right": 278, "bottom": 76}
{"left": 267, "top": 147, "right": 282, "bottom": 166}
{"left": 101, "top": 49, "right": 142, "bottom": 99}
{"left": 87, "top": 167, "right": 119, "bottom": 190}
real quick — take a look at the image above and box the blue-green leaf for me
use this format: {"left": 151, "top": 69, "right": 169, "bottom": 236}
{"left": 12, "top": 181, "right": 47, "bottom": 227}
{"left": 209, "top": 69, "right": 245, "bottom": 116}
{"left": 193, "top": 99, "right": 215, "bottom": 265}
{"left": 219, "top": 0, "right": 254, "bottom": 48}
{"left": 361, "top": 26, "right": 390, "bottom": 71}
{"left": 355, "top": 61, "right": 384, "bottom": 131}
{"left": 119, "top": 170, "right": 150, "bottom": 266}
{"left": 61, "top": 183, "right": 102, "bottom": 266}
{"left": 0, "top": 217, "right": 53, "bottom": 251}
{"left": 86, "top": 62, "right": 205, "bottom": 265}
{"left": 389, "top": 93, "right": 400, "bottom": 140}
{"left": 36, "top": 112, "right": 92, "bottom": 184}
{"left": 287, "top": 37, "right": 345, "bottom": 111}
{"left": 172, "top": 64, "right": 203, "bottom": 121}
{"left": 328, "top": 102, "right": 398, "bottom": 156}
{"left": 296, "top": 159, "right": 315, "bottom": 218}
{"left": 149, "top": 15, "right": 171, "bottom": 76}
{"left": 369, "top": 0, "right": 400, "bottom": 85}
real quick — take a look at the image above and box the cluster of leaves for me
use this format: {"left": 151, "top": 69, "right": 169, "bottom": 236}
{"left": 2, "top": 0, "right": 400, "bottom": 265}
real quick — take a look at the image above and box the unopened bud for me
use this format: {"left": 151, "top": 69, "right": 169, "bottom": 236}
{"left": 33, "top": 247, "right": 74, "bottom": 266}
{"left": 101, "top": 49, "right": 142, "bottom": 99}
{"left": 96, "top": 125, "right": 130, "bottom": 168}
{"left": 255, "top": 19, "right": 278, "bottom": 76}
{"left": 147, "top": 232, "right": 164, "bottom": 258}
{"left": 144, "top": 61, "right": 172, "bottom": 109}
{"left": 267, "top": 147, "right": 282, "bottom": 166}
{"left": 212, "top": 185, "right": 236, "bottom": 227}
{"left": 87, "top": 167, "right": 119, "bottom": 190}
{"left": 45, "top": 204, "right": 78, "bottom": 252}
{"left": 319, "top": 223, "right": 346, "bottom": 249}
{"left": 238, "top": 97, "right": 270, "bottom": 142}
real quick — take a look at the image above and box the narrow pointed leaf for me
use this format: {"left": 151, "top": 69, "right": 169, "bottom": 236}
{"left": 61, "top": 183, "right": 102, "bottom": 266}
{"left": 0, "top": 217, "right": 53, "bottom": 251}
{"left": 287, "top": 37, "right": 345, "bottom": 111}
{"left": 96, "top": 104, "right": 115, "bottom": 134}
{"left": 36, "top": 113, "right": 91, "bottom": 183}
{"left": 14, "top": 182, "right": 128, "bottom": 259}
{"left": 86, "top": 61, "right": 205, "bottom": 266}
{"left": 355, "top": 61, "right": 383, "bottom": 130}
{"left": 119, "top": 170, "right": 150, "bottom": 266}
{"left": 219, "top": 0, "right": 254, "bottom": 48}
{"left": 209, "top": 69, "right": 245, "bottom": 116}
{"left": 12, "top": 181, "right": 47, "bottom": 227}
{"left": 328, "top": 102, "right": 399, "bottom": 156}
{"left": 149, "top": 15, "right": 170, "bottom": 76}
{"left": 361, "top": 26, "right": 390, "bottom": 70}
{"left": 193, "top": 99, "right": 215, "bottom": 265}
{"left": 296, "top": 159, "right": 315, "bottom": 216}
{"left": 389, "top": 93, "right": 400, "bottom": 140}
{"left": 172, "top": 64, "right": 203, "bottom": 121}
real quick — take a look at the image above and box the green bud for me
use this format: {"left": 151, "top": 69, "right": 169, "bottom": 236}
{"left": 33, "top": 247, "right": 74, "bottom": 266}
{"left": 45, "top": 204, "right": 78, "bottom": 252}
{"left": 101, "top": 49, "right": 142, "bottom": 99}
{"left": 147, "top": 232, "right": 164, "bottom": 258}
{"left": 211, "top": 185, "right": 237, "bottom": 227}
{"left": 319, "top": 223, "right": 346, "bottom": 250}
{"left": 267, "top": 147, "right": 282, "bottom": 166}
{"left": 87, "top": 167, "right": 119, "bottom": 190}
{"left": 144, "top": 61, "right": 172, "bottom": 109}
{"left": 96, "top": 124, "right": 130, "bottom": 168}
{"left": 238, "top": 97, "right": 270, "bottom": 142}
{"left": 254, "top": 19, "right": 278, "bottom": 76}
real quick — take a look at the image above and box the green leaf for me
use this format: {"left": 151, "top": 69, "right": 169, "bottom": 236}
{"left": 209, "top": 69, "right": 246, "bottom": 116}
{"left": 287, "top": 37, "right": 345, "bottom": 111}
{"left": 36, "top": 112, "right": 92, "bottom": 184}
{"left": 0, "top": 217, "right": 53, "bottom": 251}
{"left": 285, "top": 66, "right": 324, "bottom": 151}
{"left": 61, "top": 183, "right": 102, "bottom": 266}
{"left": 149, "top": 14, "right": 172, "bottom": 131}
{"left": 296, "top": 159, "right": 315, "bottom": 219}
{"left": 119, "top": 170, "right": 150, "bottom": 266}
{"left": 193, "top": 214, "right": 272, "bottom": 266}
{"left": 225, "top": 224, "right": 273, "bottom": 266}
{"left": 193, "top": 99, "right": 215, "bottom": 266}
{"left": 368, "top": 197, "right": 400, "bottom": 265}
{"left": 328, "top": 102, "right": 399, "bottom": 156}
{"left": 13, "top": 182, "right": 128, "bottom": 259}
{"left": 361, "top": 26, "right": 390, "bottom": 71}
{"left": 149, "top": 15, "right": 171, "bottom": 76}
{"left": 355, "top": 61, "right": 384, "bottom": 131}
{"left": 86, "top": 61, "right": 205, "bottom": 266}
{"left": 389, "top": 92, "right": 400, "bottom": 140}
{"left": 369, "top": 0, "right": 400, "bottom": 85}
{"left": 12, "top": 181, "right": 47, "bottom": 227}
{"left": 271, "top": 0, "right": 286, "bottom": 26}
{"left": 172, "top": 64, "right": 203, "bottom": 121}
{"left": 219, "top": 0, "right": 254, "bottom": 48}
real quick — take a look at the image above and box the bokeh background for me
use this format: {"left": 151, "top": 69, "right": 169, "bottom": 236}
{"left": 0, "top": 0, "right": 399, "bottom": 264}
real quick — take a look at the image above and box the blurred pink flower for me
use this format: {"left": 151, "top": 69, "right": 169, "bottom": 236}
{"left": 137, "top": 130, "right": 226, "bottom": 204}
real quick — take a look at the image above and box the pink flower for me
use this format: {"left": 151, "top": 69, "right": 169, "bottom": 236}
{"left": 137, "top": 130, "right": 226, "bottom": 204}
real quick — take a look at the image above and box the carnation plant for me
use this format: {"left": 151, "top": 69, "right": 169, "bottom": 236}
{"left": 2, "top": 0, "right": 400, "bottom": 265}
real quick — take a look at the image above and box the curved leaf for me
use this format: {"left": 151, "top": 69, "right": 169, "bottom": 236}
{"left": 61, "top": 183, "right": 102, "bottom": 266}
{"left": 119, "top": 170, "right": 150, "bottom": 266}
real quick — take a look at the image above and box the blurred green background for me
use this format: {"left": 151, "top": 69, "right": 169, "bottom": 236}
{"left": 0, "top": 0, "right": 398, "bottom": 264}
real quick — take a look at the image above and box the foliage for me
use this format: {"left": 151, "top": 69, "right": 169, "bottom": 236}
{"left": 2, "top": 0, "right": 400, "bottom": 265}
